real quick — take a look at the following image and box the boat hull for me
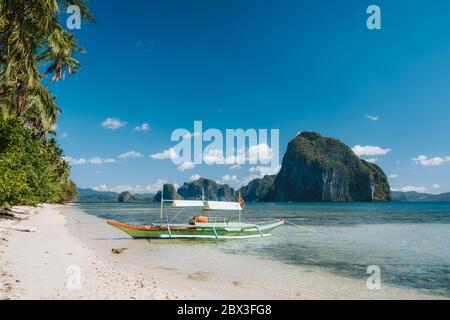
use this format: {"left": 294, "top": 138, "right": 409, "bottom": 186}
{"left": 107, "top": 219, "right": 284, "bottom": 239}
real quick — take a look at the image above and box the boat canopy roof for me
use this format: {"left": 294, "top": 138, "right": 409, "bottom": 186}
{"left": 171, "top": 200, "right": 204, "bottom": 207}
{"left": 205, "top": 201, "right": 242, "bottom": 211}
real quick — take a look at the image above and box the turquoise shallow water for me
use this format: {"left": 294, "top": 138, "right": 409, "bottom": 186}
{"left": 74, "top": 201, "right": 450, "bottom": 297}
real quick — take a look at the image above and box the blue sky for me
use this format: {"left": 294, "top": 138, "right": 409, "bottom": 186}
{"left": 52, "top": 0, "right": 450, "bottom": 194}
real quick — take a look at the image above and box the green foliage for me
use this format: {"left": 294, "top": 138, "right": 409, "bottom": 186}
{"left": 0, "top": 117, "right": 77, "bottom": 208}
{"left": 0, "top": 1, "right": 92, "bottom": 208}
{"left": 0, "top": 0, "right": 92, "bottom": 138}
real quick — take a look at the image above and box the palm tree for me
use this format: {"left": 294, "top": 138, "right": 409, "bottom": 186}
{"left": 39, "top": 31, "right": 84, "bottom": 87}
{"left": 0, "top": 0, "right": 92, "bottom": 206}
{"left": 0, "top": 0, "right": 93, "bottom": 137}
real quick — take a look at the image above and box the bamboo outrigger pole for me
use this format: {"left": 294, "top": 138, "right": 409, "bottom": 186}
{"left": 160, "top": 185, "right": 163, "bottom": 222}
{"left": 238, "top": 190, "right": 241, "bottom": 223}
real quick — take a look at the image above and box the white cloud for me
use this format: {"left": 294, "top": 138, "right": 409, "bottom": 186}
{"left": 147, "top": 179, "right": 169, "bottom": 193}
{"left": 151, "top": 142, "right": 277, "bottom": 168}
{"left": 92, "top": 184, "right": 108, "bottom": 192}
{"left": 391, "top": 186, "right": 427, "bottom": 193}
{"left": 203, "top": 143, "right": 275, "bottom": 165}
{"left": 352, "top": 145, "right": 391, "bottom": 157}
{"left": 216, "top": 174, "right": 239, "bottom": 184}
{"left": 413, "top": 155, "right": 450, "bottom": 167}
{"left": 63, "top": 157, "right": 86, "bottom": 165}
{"left": 431, "top": 184, "right": 440, "bottom": 189}
{"left": 150, "top": 148, "right": 179, "bottom": 160}
{"left": 249, "top": 165, "right": 281, "bottom": 176}
{"left": 133, "top": 123, "right": 150, "bottom": 132}
{"left": 388, "top": 174, "right": 398, "bottom": 179}
{"left": 88, "top": 158, "right": 104, "bottom": 164}
{"left": 203, "top": 149, "right": 225, "bottom": 164}
{"left": 247, "top": 143, "right": 273, "bottom": 163}
{"left": 178, "top": 161, "right": 195, "bottom": 172}
{"left": 101, "top": 118, "right": 127, "bottom": 129}
{"left": 202, "top": 148, "right": 245, "bottom": 165}
{"left": 119, "top": 151, "right": 144, "bottom": 159}
{"left": 189, "top": 174, "right": 201, "bottom": 181}
{"left": 61, "top": 132, "right": 68, "bottom": 139}
{"left": 151, "top": 143, "right": 277, "bottom": 168}
{"left": 64, "top": 156, "right": 117, "bottom": 165}
{"left": 366, "top": 114, "right": 379, "bottom": 121}
{"left": 89, "top": 157, "right": 117, "bottom": 164}
{"left": 93, "top": 179, "right": 169, "bottom": 194}
{"left": 363, "top": 158, "right": 378, "bottom": 163}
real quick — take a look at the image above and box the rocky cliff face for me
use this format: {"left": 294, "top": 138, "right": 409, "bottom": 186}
{"left": 177, "top": 178, "right": 235, "bottom": 201}
{"left": 119, "top": 191, "right": 154, "bottom": 202}
{"left": 272, "top": 132, "right": 391, "bottom": 202}
{"left": 361, "top": 160, "right": 391, "bottom": 201}
{"left": 118, "top": 191, "right": 135, "bottom": 203}
{"left": 239, "top": 175, "right": 276, "bottom": 202}
{"left": 153, "top": 184, "right": 181, "bottom": 202}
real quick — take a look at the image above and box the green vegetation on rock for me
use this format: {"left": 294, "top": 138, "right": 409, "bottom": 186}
{"left": 177, "top": 178, "right": 235, "bottom": 201}
{"left": 239, "top": 175, "right": 276, "bottom": 202}
{"left": 238, "top": 132, "right": 391, "bottom": 202}
{"left": 154, "top": 184, "right": 182, "bottom": 202}
{"left": 118, "top": 191, "right": 135, "bottom": 203}
{"left": 273, "top": 132, "right": 391, "bottom": 202}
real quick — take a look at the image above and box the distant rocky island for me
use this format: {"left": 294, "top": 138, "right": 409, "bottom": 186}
{"left": 157, "top": 132, "right": 391, "bottom": 202}
{"left": 118, "top": 191, "right": 153, "bottom": 203}
{"left": 74, "top": 189, "right": 155, "bottom": 203}
{"left": 239, "top": 175, "right": 276, "bottom": 202}
{"left": 270, "top": 132, "right": 391, "bottom": 202}
{"left": 153, "top": 184, "right": 181, "bottom": 202}
{"left": 391, "top": 191, "right": 450, "bottom": 202}
{"left": 75, "top": 188, "right": 121, "bottom": 203}
{"left": 73, "top": 131, "right": 450, "bottom": 203}
{"left": 75, "top": 185, "right": 450, "bottom": 204}
{"left": 178, "top": 178, "right": 235, "bottom": 201}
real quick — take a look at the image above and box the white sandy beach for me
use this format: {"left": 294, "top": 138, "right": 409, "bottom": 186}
{"left": 0, "top": 204, "right": 446, "bottom": 300}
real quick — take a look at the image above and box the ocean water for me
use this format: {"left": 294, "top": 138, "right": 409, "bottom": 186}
{"left": 74, "top": 202, "right": 450, "bottom": 297}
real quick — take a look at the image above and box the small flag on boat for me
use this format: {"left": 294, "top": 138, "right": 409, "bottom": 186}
{"left": 236, "top": 195, "right": 245, "bottom": 208}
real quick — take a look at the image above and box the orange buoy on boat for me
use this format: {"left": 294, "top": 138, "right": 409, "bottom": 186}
{"left": 189, "top": 215, "right": 209, "bottom": 224}
{"left": 196, "top": 216, "right": 208, "bottom": 223}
